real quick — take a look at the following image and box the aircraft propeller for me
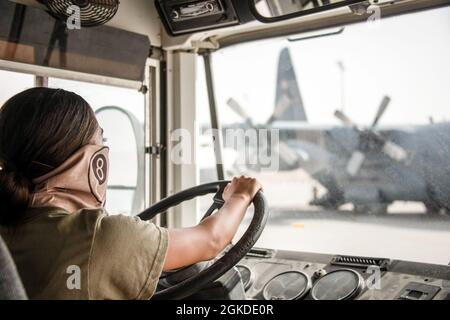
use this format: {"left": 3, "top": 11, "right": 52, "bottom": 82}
{"left": 226, "top": 98, "right": 253, "bottom": 125}
{"left": 371, "top": 96, "right": 391, "bottom": 128}
{"left": 334, "top": 96, "right": 408, "bottom": 176}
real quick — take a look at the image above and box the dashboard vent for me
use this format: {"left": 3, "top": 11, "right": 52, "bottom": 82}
{"left": 331, "top": 255, "right": 390, "bottom": 270}
{"left": 246, "top": 248, "right": 275, "bottom": 259}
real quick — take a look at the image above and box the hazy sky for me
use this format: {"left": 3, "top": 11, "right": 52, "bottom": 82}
{"left": 197, "top": 6, "right": 450, "bottom": 127}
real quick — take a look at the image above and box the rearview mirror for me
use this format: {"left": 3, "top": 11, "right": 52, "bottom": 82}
{"left": 251, "top": 0, "right": 363, "bottom": 22}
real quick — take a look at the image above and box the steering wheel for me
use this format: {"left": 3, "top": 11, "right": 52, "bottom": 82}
{"left": 138, "top": 181, "right": 269, "bottom": 300}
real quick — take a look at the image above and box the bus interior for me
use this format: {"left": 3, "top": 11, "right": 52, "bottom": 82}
{"left": 1, "top": 0, "right": 450, "bottom": 300}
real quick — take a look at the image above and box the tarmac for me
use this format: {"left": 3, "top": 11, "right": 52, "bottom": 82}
{"left": 201, "top": 168, "right": 450, "bottom": 266}
{"left": 235, "top": 208, "right": 450, "bottom": 266}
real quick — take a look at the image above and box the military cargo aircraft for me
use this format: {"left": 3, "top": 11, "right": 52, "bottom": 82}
{"left": 221, "top": 47, "right": 450, "bottom": 214}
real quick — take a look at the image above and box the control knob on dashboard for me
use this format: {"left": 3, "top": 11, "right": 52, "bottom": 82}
{"left": 313, "top": 269, "right": 327, "bottom": 279}
{"left": 171, "top": 10, "right": 179, "bottom": 19}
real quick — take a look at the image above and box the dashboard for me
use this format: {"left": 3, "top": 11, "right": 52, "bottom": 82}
{"left": 233, "top": 248, "right": 450, "bottom": 300}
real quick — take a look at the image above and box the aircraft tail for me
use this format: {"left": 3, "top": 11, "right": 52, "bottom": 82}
{"left": 270, "top": 47, "right": 308, "bottom": 123}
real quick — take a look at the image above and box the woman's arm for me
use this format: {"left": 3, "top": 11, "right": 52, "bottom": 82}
{"left": 163, "top": 177, "right": 262, "bottom": 271}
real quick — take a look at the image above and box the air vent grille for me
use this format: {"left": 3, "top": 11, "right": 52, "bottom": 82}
{"left": 331, "top": 255, "right": 390, "bottom": 270}
{"left": 246, "top": 248, "right": 274, "bottom": 259}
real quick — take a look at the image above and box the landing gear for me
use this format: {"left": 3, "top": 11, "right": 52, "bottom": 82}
{"left": 309, "top": 192, "right": 343, "bottom": 210}
{"left": 424, "top": 189, "right": 450, "bottom": 215}
{"left": 353, "top": 203, "right": 389, "bottom": 215}
{"left": 424, "top": 202, "right": 449, "bottom": 215}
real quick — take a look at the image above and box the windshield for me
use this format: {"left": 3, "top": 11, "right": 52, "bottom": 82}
{"left": 197, "top": 6, "right": 450, "bottom": 265}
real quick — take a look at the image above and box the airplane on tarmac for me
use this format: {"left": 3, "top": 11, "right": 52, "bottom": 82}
{"left": 219, "top": 47, "right": 450, "bottom": 215}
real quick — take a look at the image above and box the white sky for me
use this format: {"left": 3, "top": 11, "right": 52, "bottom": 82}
{"left": 197, "top": 6, "right": 450, "bottom": 127}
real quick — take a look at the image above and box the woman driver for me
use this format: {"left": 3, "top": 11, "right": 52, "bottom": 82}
{"left": 0, "top": 88, "right": 262, "bottom": 300}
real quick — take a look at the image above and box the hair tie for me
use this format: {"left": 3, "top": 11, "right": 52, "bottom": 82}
{"left": 0, "top": 158, "right": 22, "bottom": 176}
{"left": 0, "top": 159, "right": 6, "bottom": 173}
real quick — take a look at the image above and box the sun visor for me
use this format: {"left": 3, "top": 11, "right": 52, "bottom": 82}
{"left": 0, "top": 1, "right": 150, "bottom": 82}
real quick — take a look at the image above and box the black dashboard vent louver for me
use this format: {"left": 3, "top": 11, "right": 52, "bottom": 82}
{"left": 246, "top": 248, "right": 275, "bottom": 259}
{"left": 331, "top": 255, "right": 390, "bottom": 270}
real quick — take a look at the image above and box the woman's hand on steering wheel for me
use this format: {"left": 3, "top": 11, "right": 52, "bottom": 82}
{"left": 223, "top": 176, "right": 263, "bottom": 205}
{"left": 162, "top": 177, "right": 263, "bottom": 273}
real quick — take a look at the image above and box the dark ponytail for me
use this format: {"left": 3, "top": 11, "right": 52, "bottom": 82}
{"left": 0, "top": 164, "right": 32, "bottom": 225}
{"left": 0, "top": 88, "right": 99, "bottom": 225}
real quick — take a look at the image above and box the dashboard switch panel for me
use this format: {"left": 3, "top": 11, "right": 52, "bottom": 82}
{"left": 396, "top": 282, "right": 441, "bottom": 300}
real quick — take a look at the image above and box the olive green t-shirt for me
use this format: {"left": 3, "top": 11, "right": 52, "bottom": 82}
{"left": 0, "top": 207, "right": 168, "bottom": 300}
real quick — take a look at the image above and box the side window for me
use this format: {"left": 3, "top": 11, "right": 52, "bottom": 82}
{"left": 48, "top": 78, "right": 145, "bottom": 216}
{"left": 0, "top": 70, "right": 34, "bottom": 106}
{"left": 95, "top": 107, "right": 144, "bottom": 215}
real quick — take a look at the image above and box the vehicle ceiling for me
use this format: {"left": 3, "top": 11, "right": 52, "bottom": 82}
{"left": 8, "top": 0, "right": 450, "bottom": 51}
